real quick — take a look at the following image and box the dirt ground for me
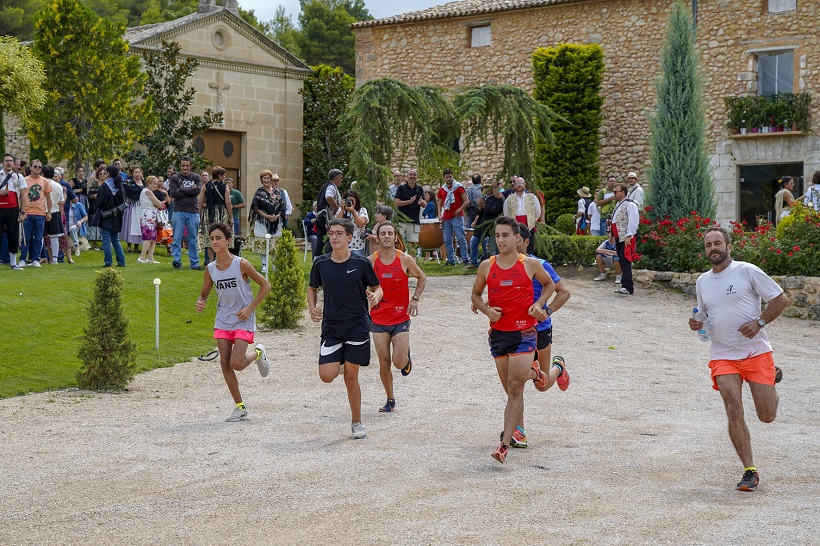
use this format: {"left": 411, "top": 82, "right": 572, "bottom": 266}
{"left": 1, "top": 269, "right": 818, "bottom": 545}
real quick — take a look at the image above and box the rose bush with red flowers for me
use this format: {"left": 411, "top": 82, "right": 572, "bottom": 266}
{"left": 635, "top": 203, "right": 820, "bottom": 276}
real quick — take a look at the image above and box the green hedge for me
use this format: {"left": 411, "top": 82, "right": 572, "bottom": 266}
{"left": 534, "top": 229, "right": 605, "bottom": 266}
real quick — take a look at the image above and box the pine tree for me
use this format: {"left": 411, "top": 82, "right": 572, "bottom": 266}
{"left": 28, "top": 0, "right": 151, "bottom": 168}
{"left": 647, "top": 1, "right": 715, "bottom": 220}
{"left": 532, "top": 44, "right": 604, "bottom": 224}
{"left": 259, "top": 230, "right": 305, "bottom": 329}
{"left": 77, "top": 269, "right": 138, "bottom": 391}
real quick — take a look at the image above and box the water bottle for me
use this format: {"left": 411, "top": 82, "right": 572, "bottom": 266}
{"left": 692, "top": 307, "right": 711, "bottom": 342}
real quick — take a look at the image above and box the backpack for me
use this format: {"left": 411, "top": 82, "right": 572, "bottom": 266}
{"left": 578, "top": 197, "right": 593, "bottom": 231}
{"left": 315, "top": 181, "right": 332, "bottom": 231}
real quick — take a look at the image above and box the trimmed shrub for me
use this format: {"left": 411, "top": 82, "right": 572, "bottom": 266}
{"left": 532, "top": 43, "right": 605, "bottom": 224}
{"left": 259, "top": 230, "right": 306, "bottom": 329}
{"left": 534, "top": 230, "right": 605, "bottom": 266}
{"left": 77, "top": 268, "right": 138, "bottom": 391}
{"left": 554, "top": 213, "right": 576, "bottom": 235}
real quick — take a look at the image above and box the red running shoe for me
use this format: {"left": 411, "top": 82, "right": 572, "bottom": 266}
{"left": 553, "top": 356, "right": 570, "bottom": 391}
{"left": 532, "top": 362, "right": 549, "bottom": 392}
{"left": 491, "top": 443, "right": 509, "bottom": 463}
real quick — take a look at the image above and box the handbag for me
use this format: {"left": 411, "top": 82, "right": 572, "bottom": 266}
{"left": 156, "top": 208, "right": 169, "bottom": 227}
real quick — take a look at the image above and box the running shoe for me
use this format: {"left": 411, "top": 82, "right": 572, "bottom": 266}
{"left": 379, "top": 398, "right": 396, "bottom": 413}
{"left": 11, "top": 264, "right": 23, "bottom": 271}
{"left": 491, "top": 443, "right": 508, "bottom": 463}
{"left": 401, "top": 351, "right": 412, "bottom": 376}
{"left": 30, "top": 261, "right": 41, "bottom": 267}
{"left": 615, "top": 287, "right": 630, "bottom": 294}
{"left": 137, "top": 258, "right": 148, "bottom": 263}
{"left": 511, "top": 428, "right": 528, "bottom": 449}
{"left": 553, "top": 356, "right": 570, "bottom": 391}
{"left": 225, "top": 406, "right": 248, "bottom": 422}
{"left": 775, "top": 366, "right": 783, "bottom": 384}
{"left": 255, "top": 343, "right": 270, "bottom": 377}
{"left": 172, "top": 261, "right": 182, "bottom": 270}
{"left": 532, "top": 362, "right": 549, "bottom": 392}
{"left": 593, "top": 273, "right": 606, "bottom": 281}
{"left": 351, "top": 421, "right": 367, "bottom": 439}
{"left": 736, "top": 469, "right": 759, "bottom": 491}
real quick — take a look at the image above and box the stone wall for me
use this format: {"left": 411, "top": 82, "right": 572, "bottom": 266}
{"left": 354, "top": 0, "right": 820, "bottom": 223}
{"left": 633, "top": 270, "right": 820, "bottom": 320}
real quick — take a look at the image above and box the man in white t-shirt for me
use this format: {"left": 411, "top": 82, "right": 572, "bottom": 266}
{"left": 689, "top": 226, "right": 790, "bottom": 492}
{"left": 625, "top": 172, "right": 645, "bottom": 210}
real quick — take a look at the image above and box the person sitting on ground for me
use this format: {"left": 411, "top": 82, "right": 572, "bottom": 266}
{"left": 593, "top": 234, "right": 622, "bottom": 283}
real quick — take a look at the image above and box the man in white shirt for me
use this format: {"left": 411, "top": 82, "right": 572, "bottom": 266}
{"left": 689, "top": 226, "right": 789, "bottom": 492}
{"left": 611, "top": 183, "right": 639, "bottom": 294}
{"left": 625, "top": 171, "right": 645, "bottom": 210}
{"left": 502, "top": 177, "right": 541, "bottom": 254}
{"left": 804, "top": 170, "right": 820, "bottom": 210}
{"left": 0, "top": 153, "right": 28, "bottom": 269}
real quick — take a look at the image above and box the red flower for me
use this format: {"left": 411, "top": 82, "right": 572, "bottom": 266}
{"left": 793, "top": 246, "right": 800, "bottom": 252}
{"left": 788, "top": 251, "right": 794, "bottom": 257}
{"left": 644, "top": 206, "right": 653, "bottom": 211}
{"left": 776, "top": 249, "right": 782, "bottom": 254}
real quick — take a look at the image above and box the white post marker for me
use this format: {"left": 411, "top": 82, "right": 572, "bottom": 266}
{"left": 265, "top": 233, "right": 272, "bottom": 282}
{"left": 153, "top": 277, "right": 161, "bottom": 350}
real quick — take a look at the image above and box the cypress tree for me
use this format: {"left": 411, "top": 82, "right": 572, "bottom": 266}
{"left": 259, "top": 230, "right": 305, "bottom": 329}
{"left": 532, "top": 43, "right": 604, "bottom": 224}
{"left": 646, "top": 1, "right": 715, "bottom": 220}
{"left": 77, "top": 269, "right": 138, "bottom": 391}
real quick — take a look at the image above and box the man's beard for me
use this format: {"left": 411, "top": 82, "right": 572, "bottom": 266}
{"left": 708, "top": 248, "right": 729, "bottom": 266}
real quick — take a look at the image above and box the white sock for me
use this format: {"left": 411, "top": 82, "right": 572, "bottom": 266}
{"left": 50, "top": 237, "right": 60, "bottom": 259}
{"left": 9, "top": 254, "right": 17, "bottom": 266}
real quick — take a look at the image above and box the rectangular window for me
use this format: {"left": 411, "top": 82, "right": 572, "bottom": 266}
{"left": 471, "top": 25, "right": 491, "bottom": 48}
{"left": 768, "top": 0, "right": 797, "bottom": 13}
{"left": 758, "top": 51, "right": 794, "bottom": 95}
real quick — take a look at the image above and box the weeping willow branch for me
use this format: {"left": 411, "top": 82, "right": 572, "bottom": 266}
{"left": 454, "top": 85, "right": 561, "bottom": 182}
{"left": 341, "top": 78, "right": 457, "bottom": 214}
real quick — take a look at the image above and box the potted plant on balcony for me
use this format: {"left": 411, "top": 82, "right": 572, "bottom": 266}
{"left": 794, "top": 92, "right": 811, "bottom": 132}
{"left": 724, "top": 96, "right": 743, "bottom": 134}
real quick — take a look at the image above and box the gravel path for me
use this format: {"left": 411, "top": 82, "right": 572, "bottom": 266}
{"left": 2, "top": 270, "right": 818, "bottom": 545}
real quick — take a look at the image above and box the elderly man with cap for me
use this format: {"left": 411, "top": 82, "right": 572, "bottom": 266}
{"left": 502, "top": 177, "right": 541, "bottom": 254}
{"left": 626, "top": 171, "right": 645, "bottom": 210}
{"left": 574, "top": 186, "right": 593, "bottom": 235}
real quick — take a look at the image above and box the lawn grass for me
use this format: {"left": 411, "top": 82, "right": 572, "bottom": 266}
{"left": 0, "top": 244, "right": 469, "bottom": 398}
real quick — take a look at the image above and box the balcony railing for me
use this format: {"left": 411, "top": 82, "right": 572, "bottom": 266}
{"left": 724, "top": 92, "right": 811, "bottom": 135}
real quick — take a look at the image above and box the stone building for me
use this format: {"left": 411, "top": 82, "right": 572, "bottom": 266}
{"left": 353, "top": 0, "right": 818, "bottom": 225}
{"left": 3, "top": 0, "right": 310, "bottom": 221}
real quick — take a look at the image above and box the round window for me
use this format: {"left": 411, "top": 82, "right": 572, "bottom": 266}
{"left": 212, "top": 27, "right": 230, "bottom": 50}
{"left": 213, "top": 31, "right": 224, "bottom": 47}
{"left": 194, "top": 137, "right": 205, "bottom": 154}
{"left": 223, "top": 141, "right": 234, "bottom": 158}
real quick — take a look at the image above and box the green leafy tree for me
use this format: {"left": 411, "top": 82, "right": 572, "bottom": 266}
{"left": 0, "top": 36, "right": 47, "bottom": 123}
{"left": 532, "top": 44, "right": 604, "bottom": 224}
{"left": 341, "top": 78, "right": 458, "bottom": 215}
{"left": 296, "top": 0, "right": 372, "bottom": 75}
{"left": 259, "top": 230, "right": 306, "bottom": 329}
{"left": 300, "top": 64, "right": 354, "bottom": 208}
{"left": 125, "top": 40, "right": 223, "bottom": 175}
{"left": 77, "top": 269, "right": 138, "bottom": 391}
{"left": 265, "top": 5, "right": 302, "bottom": 58}
{"left": 0, "top": 0, "right": 46, "bottom": 40}
{"left": 647, "top": 1, "right": 714, "bottom": 220}
{"left": 454, "top": 84, "right": 560, "bottom": 184}
{"left": 28, "top": 0, "right": 151, "bottom": 168}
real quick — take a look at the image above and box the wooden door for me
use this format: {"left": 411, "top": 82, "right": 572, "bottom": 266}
{"left": 193, "top": 130, "right": 242, "bottom": 193}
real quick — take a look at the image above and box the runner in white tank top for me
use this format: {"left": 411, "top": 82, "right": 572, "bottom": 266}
{"left": 196, "top": 222, "right": 271, "bottom": 422}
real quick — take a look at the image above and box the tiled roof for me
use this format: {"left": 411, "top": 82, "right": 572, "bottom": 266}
{"left": 351, "top": 0, "right": 585, "bottom": 29}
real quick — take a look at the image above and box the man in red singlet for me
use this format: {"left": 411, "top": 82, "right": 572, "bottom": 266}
{"left": 471, "top": 216, "right": 556, "bottom": 464}
{"left": 368, "top": 221, "right": 427, "bottom": 413}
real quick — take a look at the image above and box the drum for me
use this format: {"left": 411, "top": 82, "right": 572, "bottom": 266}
{"left": 418, "top": 219, "right": 444, "bottom": 249}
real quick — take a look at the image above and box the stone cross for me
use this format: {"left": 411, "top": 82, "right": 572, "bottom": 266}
{"left": 209, "top": 71, "right": 230, "bottom": 122}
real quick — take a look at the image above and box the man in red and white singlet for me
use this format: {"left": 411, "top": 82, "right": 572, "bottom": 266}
{"left": 368, "top": 221, "right": 427, "bottom": 414}
{"left": 472, "top": 216, "right": 555, "bottom": 464}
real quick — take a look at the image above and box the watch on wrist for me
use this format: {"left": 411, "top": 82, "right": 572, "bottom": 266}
{"left": 546, "top": 307, "right": 553, "bottom": 316}
{"left": 756, "top": 317, "right": 766, "bottom": 327}
{"left": 411, "top": 295, "right": 420, "bottom": 301}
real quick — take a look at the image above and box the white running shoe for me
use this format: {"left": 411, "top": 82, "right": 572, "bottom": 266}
{"left": 137, "top": 258, "right": 147, "bottom": 263}
{"left": 255, "top": 343, "right": 270, "bottom": 377}
{"left": 615, "top": 275, "right": 622, "bottom": 284}
{"left": 11, "top": 264, "right": 23, "bottom": 270}
{"left": 351, "top": 422, "right": 367, "bottom": 439}
{"left": 17, "top": 261, "right": 26, "bottom": 268}
{"left": 593, "top": 273, "right": 606, "bottom": 281}
{"left": 30, "top": 261, "right": 41, "bottom": 267}
{"left": 225, "top": 406, "right": 248, "bottom": 422}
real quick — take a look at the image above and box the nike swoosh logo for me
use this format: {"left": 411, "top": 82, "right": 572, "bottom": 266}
{"left": 347, "top": 269, "right": 357, "bottom": 273}
{"left": 319, "top": 341, "right": 343, "bottom": 356}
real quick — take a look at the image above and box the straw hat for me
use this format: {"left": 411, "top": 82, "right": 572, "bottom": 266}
{"left": 577, "top": 186, "right": 592, "bottom": 198}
